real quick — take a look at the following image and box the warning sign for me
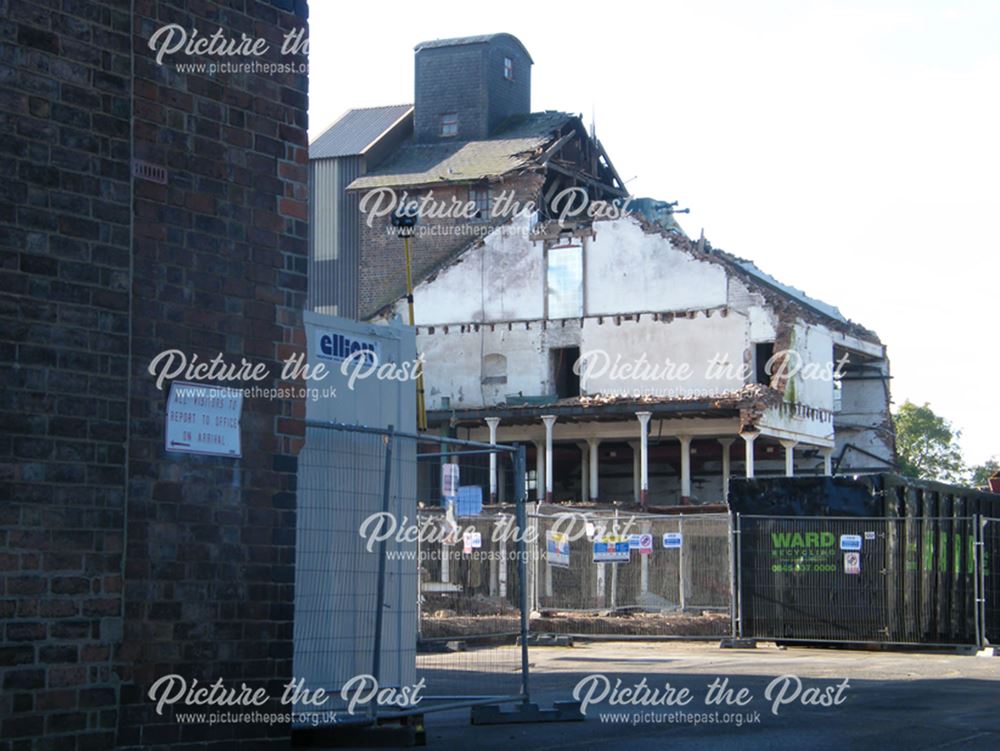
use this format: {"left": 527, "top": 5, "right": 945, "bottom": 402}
{"left": 165, "top": 381, "right": 242, "bottom": 457}
{"left": 593, "top": 535, "right": 630, "bottom": 563}
{"left": 628, "top": 533, "right": 654, "bottom": 554}
{"left": 844, "top": 551, "right": 861, "bottom": 575}
{"left": 462, "top": 531, "right": 482, "bottom": 554}
{"left": 546, "top": 530, "right": 570, "bottom": 568}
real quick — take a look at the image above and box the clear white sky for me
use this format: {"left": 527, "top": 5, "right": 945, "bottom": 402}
{"left": 307, "top": 0, "right": 999, "bottom": 466}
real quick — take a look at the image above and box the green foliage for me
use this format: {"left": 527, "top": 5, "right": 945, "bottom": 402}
{"left": 893, "top": 400, "right": 966, "bottom": 484}
{"left": 970, "top": 458, "right": 1000, "bottom": 488}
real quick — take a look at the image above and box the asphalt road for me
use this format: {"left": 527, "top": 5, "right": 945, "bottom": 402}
{"left": 391, "top": 641, "right": 1000, "bottom": 750}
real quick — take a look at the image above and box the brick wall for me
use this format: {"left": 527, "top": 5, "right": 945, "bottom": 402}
{"left": 357, "top": 173, "right": 544, "bottom": 320}
{"left": 0, "top": 0, "right": 309, "bottom": 748}
{"left": 1, "top": 1, "right": 133, "bottom": 747}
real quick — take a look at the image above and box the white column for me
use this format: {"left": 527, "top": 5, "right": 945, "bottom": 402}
{"left": 822, "top": 447, "right": 834, "bottom": 476}
{"left": 718, "top": 438, "right": 735, "bottom": 502}
{"left": 588, "top": 438, "right": 600, "bottom": 501}
{"left": 678, "top": 434, "right": 692, "bottom": 503}
{"left": 780, "top": 439, "right": 798, "bottom": 477}
{"left": 629, "top": 441, "right": 641, "bottom": 504}
{"left": 637, "top": 411, "right": 652, "bottom": 508}
{"left": 485, "top": 417, "right": 500, "bottom": 504}
{"left": 742, "top": 431, "right": 760, "bottom": 479}
{"left": 542, "top": 415, "right": 556, "bottom": 503}
{"left": 534, "top": 441, "right": 545, "bottom": 503}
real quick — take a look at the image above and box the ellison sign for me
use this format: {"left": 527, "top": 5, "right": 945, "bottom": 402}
{"left": 316, "top": 330, "right": 379, "bottom": 365}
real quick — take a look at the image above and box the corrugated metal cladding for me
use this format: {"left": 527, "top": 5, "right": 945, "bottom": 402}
{"left": 309, "top": 104, "right": 413, "bottom": 159}
{"left": 309, "top": 156, "right": 361, "bottom": 318}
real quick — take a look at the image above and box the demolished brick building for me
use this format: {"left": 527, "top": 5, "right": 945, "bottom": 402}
{"left": 309, "top": 33, "right": 895, "bottom": 506}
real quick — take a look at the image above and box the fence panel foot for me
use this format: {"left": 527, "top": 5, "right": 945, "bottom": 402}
{"left": 719, "top": 637, "right": 757, "bottom": 649}
{"left": 471, "top": 701, "right": 584, "bottom": 725}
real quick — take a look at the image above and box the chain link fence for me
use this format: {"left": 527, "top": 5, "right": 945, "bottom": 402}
{"left": 524, "top": 510, "right": 732, "bottom": 637}
{"left": 293, "top": 422, "right": 530, "bottom": 728}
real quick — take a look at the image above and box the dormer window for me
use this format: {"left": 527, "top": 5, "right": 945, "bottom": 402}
{"left": 440, "top": 112, "right": 458, "bottom": 137}
{"left": 503, "top": 57, "right": 514, "bottom": 81}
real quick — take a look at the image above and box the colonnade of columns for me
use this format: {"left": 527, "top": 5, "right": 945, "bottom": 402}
{"left": 484, "top": 412, "right": 835, "bottom": 506}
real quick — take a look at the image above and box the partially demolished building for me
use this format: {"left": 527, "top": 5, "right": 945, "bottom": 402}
{"left": 310, "top": 33, "right": 895, "bottom": 506}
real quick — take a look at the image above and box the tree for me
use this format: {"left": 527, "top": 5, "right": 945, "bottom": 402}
{"left": 893, "top": 400, "right": 966, "bottom": 484}
{"left": 970, "top": 458, "right": 1000, "bottom": 489}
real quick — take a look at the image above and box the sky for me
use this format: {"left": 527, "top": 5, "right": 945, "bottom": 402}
{"left": 306, "top": 0, "right": 999, "bottom": 467}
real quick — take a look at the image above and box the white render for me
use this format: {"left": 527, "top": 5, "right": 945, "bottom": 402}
{"left": 377, "top": 214, "right": 894, "bottom": 503}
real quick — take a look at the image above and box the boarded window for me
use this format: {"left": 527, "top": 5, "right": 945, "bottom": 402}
{"left": 546, "top": 242, "right": 583, "bottom": 318}
{"left": 482, "top": 353, "right": 507, "bottom": 385}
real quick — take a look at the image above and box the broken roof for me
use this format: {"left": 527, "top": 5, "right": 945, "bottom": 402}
{"left": 427, "top": 384, "right": 779, "bottom": 427}
{"left": 310, "top": 104, "right": 413, "bottom": 159}
{"left": 347, "top": 111, "right": 573, "bottom": 191}
{"left": 718, "top": 253, "right": 847, "bottom": 324}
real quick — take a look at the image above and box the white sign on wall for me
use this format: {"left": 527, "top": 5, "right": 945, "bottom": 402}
{"left": 165, "top": 381, "right": 243, "bottom": 457}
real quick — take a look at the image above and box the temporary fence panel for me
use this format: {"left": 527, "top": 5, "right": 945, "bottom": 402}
{"left": 736, "top": 515, "right": 981, "bottom": 646}
{"left": 294, "top": 425, "right": 418, "bottom": 722}
{"left": 520, "top": 511, "right": 731, "bottom": 637}
{"left": 411, "top": 439, "right": 528, "bottom": 706}
{"left": 295, "top": 420, "right": 530, "bottom": 726}
{"left": 983, "top": 517, "right": 1000, "bottom": 645}
{"left": 293, "top": 312, "right": 418, "bottom": 726}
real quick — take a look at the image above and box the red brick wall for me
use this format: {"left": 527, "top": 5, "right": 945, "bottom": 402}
{"left": 0, "top": 1, "right": 309, "bottom": 748}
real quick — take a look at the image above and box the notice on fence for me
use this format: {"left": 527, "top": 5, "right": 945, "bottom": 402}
{"left": 593, "top": 535, "right": 630, "bottom": 563}
{"left": 844, "top": 552, "right": 861, "bottom": 575}
{"left": 165, "top": 381, "right": 242, "bottom": 457}
{"left": 441, "top": 463, "right": 459, "bottom": 503}
{"left": 546, "top": 530, "right": 570, "bottom": 568}
{"left": 662, "top": 532, "right": 683, "bottom": 549}
{"left": 462, "top": 531, "right": 482, "bottom": 554}
{"left": 839, "top": 534, "right": 862, "bottom": 551}
{"left": 629, "top": 533, "right": 654, "bottom": 554}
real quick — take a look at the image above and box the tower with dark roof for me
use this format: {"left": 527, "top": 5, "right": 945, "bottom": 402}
{"left": 413, "top": 33, "right": 533, "bottom": 143}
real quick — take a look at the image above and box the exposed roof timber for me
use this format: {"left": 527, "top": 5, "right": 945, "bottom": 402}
{"left": 537, "top": 132, "right": 576, "bottom": 165}
{"left": 546, "top": 161, "right": 629, "bottom": 198}
{"left": 595, "top": 138, "right": 627, "bottom": 193}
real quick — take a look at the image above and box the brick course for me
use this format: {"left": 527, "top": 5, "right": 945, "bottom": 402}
{"left": 1, "top": 1, "right": 309, "bottom": 748}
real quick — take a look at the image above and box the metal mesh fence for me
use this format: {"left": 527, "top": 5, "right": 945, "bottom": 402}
{"left": 983, "top": 517, "right": 1000, "bottom": 645}
{"left": 293, "top": 422, "right": 529, "bottom": 726}
{"left": 521, "top": 510, "right": 731, "bottom": 637}
{"left": 293, "top": 425, "right": 418, "bottom": 722}
{"left": 736, "top": 515, "right": 982, "bottom": 646}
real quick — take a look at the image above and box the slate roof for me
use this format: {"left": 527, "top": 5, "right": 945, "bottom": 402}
{"left": 347, "top": 111, "right": 573, "bottom": 190}
{"left": 310, "top": 104, "right": 413, "bottom": 159}
{"left": 414, "top": 33, "right": 533, "bottom": 63}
